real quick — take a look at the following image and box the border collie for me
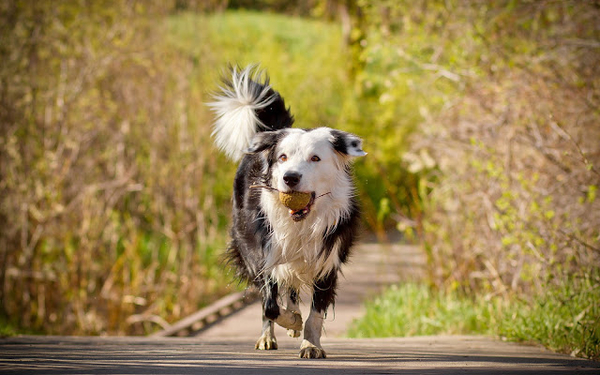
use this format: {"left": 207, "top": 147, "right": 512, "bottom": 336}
{"left": 209, "top": 65, "right": 366, "bottom": 359}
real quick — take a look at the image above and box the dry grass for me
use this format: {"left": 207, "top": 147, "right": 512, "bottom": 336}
{"left": 411, "top": 2, "right": 600, "bottom": 295}
{"left": 0, "top": 2, "right": 234, "bottom": 335}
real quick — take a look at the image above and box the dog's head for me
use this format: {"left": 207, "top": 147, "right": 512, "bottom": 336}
{"left": 248, "top": 127, "right": 366, "bottom": 222}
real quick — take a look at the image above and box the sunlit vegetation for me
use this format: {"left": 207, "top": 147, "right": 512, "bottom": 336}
{"left": 349, "top": 276, "right": 600, "bottom": 360}
{"left": 345, "top": 0, "right": 600, "bottom": 359}
{"left": 1, "top": 0, "right": 598, "bottom": 358}
{"left": 1, "top": 2, "right": 234, "bottom": 335}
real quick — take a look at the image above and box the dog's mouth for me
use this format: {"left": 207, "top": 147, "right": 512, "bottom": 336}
{"left": 248, "top": 186, "right": 331, "bottom": 222}
{"left": 288, "top": 191, "right": 316, "bottom": 222}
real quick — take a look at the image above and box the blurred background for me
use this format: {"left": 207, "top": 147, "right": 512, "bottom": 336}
{"left": 1, "top": 0, "right": 598, "bottom": 358}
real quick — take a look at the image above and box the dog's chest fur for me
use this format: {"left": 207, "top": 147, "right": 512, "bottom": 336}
{"left": 260, "top": 191, "right": 345, "bottom": 289}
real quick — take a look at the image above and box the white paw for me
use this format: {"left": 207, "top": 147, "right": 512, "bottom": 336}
{"left": 275, "top": 309, "right": 303, "bottom": 331}
{"left": 299, "top": 340, "right": 326, "bottom": 359}
{"left": 255, "top": 334, "right": 278, "bottom": 350}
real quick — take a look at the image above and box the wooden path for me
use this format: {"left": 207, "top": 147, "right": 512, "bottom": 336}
{"left": 1, "top": 335, "right": 598, "bottom": 374}
{"left": 195, "top": 241, "right": 424, "bottom": 340}
{"left": 1, "top": 241, "right": 598, "bottom": 374}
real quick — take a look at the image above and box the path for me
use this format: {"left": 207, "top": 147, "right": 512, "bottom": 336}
{"left": 1, "top": 241, "right": 598, "bottom": 374}
{"left": 196, "top": 240, "right": 424, "bottom": 340}
{"left": 1, "top": 335, "right": 598, "bottom": 374}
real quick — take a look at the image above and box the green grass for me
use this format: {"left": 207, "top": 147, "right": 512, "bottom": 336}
{"left": 348, "top": 283, "right": 501, "bottom": 338}
{"left": 348, "top": 274, "right": 600, "bottom": 360}
{"left": 0, "top": 315, "right": 40, "bottom": 337}
{"left": 165, "top": 10, "right": 407, "bottom": 227}
{"left": 167, "top": 11, "right": 350, "bottom": 130}
{"left": 0, "top": 322, "right": 18, "bottom": 337}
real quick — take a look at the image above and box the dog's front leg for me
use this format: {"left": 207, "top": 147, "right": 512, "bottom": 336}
{"left": 256, "top": 278, "right": 278, "bottom": 350}
{"left": 262, "top": 277, "right": 302, "bottom": 332}
{"left": 257, "top": 278, "right": 302, "bottom": 349}
{"left": 286, "top": 289, "right": 302, "bottom": 338}
{"left": 274, "top": 303, "right": 303, "bottom": 332}
{"left": 299, "top": 272, "right": 337, "bottom": 359}
{"left": 255, "top": 315, "right": 277, "bottom": 350}
{"left": 299, "top": 308, "right": 326, "bottom": 358}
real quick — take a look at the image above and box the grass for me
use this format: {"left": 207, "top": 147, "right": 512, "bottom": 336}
{"left": 0, "top": 316, "right": 40, "bottom": 337}
{"left": 167, "top": 10, "right": 350, "bottom": 130}
{"left": 348, "top": 273, "right": 600, "bottom": 360}
{"left": 0, "top": 321, "right": 18, "bottom": 338}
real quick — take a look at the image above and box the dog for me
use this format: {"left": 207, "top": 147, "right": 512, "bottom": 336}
{"left": 208, "top": 65, "right": 366, "bottom": 359}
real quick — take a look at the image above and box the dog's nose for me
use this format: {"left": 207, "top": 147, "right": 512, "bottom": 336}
{"left": 283, "top": 171, "right": 302, "bottom": 187}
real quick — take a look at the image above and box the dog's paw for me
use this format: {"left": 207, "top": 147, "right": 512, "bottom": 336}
{"left": 255, "top": 335, "right": 278, "bottom": 350}
{"left": 275, "top": 309, "right": 303, "bottom": 331}
{"left": 299, "top": 346, "right": 326, "bottom": 359}
{"left": 287, "top": 329, "right": 301, "bottom": 338}
{"left": 298, "top": 341, "right": 326, "bottom": 359}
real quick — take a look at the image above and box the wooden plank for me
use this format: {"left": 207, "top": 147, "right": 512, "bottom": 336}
{"left": 150, "top": 289, "right": 258, "bottom": 337}
{"left": 3, "top": 335, "right": 598, "bottom": 374}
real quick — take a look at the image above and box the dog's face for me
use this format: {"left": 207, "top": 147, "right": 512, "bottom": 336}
{"left": 248, "top": 127, "right": 366, "bottom": 221}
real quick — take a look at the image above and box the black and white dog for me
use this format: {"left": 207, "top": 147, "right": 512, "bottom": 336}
{"left": 209, "top": 65, "right": 366, "bottom": 359}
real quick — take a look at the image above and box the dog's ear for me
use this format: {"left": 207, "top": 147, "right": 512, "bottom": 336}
{"left": 246, "top": 131, "right": 282, "bottom": 154}
{"left": 330, "top": 130, "right": 367, "bottom": 158}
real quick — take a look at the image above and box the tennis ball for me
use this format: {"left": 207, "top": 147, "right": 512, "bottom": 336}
{"left": 279, "top": 191, "right": 311, "bottom": 211}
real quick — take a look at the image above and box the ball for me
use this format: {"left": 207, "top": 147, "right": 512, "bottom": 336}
{"left": 279, "top": 191, "right": 311, "bottom": 211}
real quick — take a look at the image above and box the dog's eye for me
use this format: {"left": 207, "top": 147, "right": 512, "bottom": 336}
{"left": 279, "top": 154, "right": 288, "bottom": 163}
{"left": 311, "top": 155, "right": 321, "bottom": 162}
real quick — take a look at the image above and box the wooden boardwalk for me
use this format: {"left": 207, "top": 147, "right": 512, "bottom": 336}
{"left": 1, "top": 242, "right": 598, "bottom": 374}
{"left": 195, "top": 241, "right": 424, "bottom": 340}
{"left": 1, "top": 335, "right": 598, "bottom": 374}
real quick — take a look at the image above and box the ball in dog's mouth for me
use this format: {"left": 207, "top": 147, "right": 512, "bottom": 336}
{"left": 279, "top": 191, "right": 316, "bottom": 221}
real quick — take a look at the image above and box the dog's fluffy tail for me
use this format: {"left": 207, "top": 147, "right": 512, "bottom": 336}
{"left": 208, "top": 65, "right": 294, "bottom": 161}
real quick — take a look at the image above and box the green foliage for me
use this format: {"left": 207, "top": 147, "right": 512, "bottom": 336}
{"left": 502, "top": 272, "right": 600, "bottom": 360}
{"left": 349, "top": 272, "right": 600, "bottom": 360}
{"left": 168, "top": 11, "right": 349, "bottom": 130}
{"left": 347, "top": 0, "right": 600, "bottom": 360}
{"left": 167, "top": 10, "right": 421, "bottom": 231}
{"left": 358, "top": 0, "right": 600, "bottom": 293}
{"left": 0, "top": 319, "right": 19, "bottom": 338}
{"left": 348, "top": 283, "right": 497, "bottom": 338}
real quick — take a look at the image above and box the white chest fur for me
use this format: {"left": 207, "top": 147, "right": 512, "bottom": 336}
{"left": 261, "top": 191, "right": 345, "bottom": 289}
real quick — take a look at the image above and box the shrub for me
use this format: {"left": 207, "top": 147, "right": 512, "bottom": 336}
{"left": 350, "top": 0, "right": 599, "bottom": 294}
{"left": 412, "top": 1, "right": 600, "bottom": 295}
{"left": 348, "top": 0, "right": 599, "bottom": 359}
